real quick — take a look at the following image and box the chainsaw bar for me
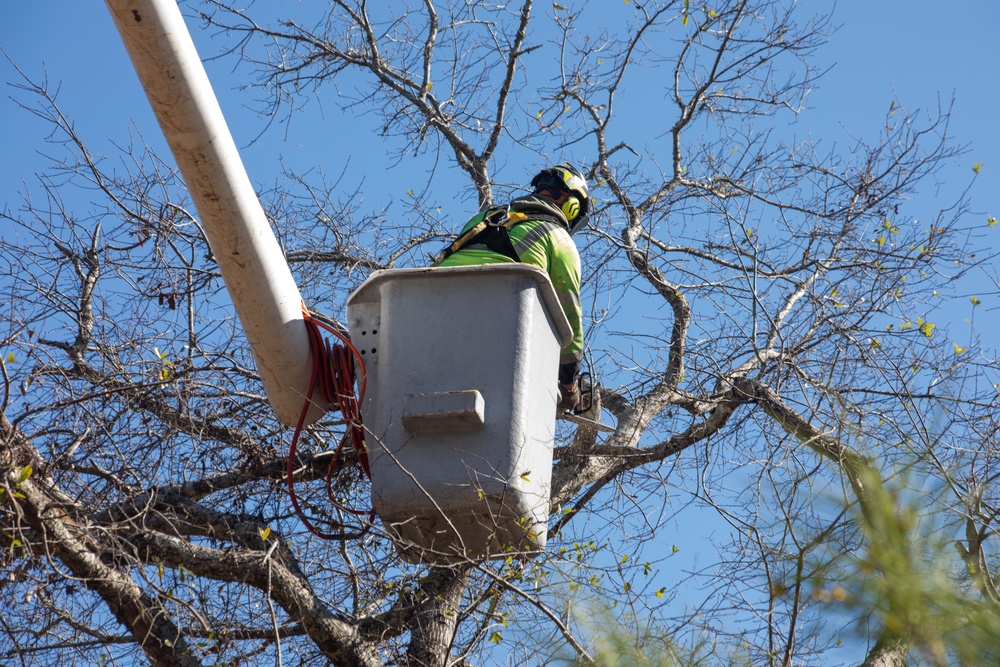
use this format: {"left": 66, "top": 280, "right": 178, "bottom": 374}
{"left": 558, "top": 412, "right": 616, "bottom": 433}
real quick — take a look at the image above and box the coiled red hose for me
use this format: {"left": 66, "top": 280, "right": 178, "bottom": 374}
{"left": 286, "top": 307, "right": 374, "bottom": 540}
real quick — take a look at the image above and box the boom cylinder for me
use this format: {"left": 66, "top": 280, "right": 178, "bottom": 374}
{"left": 106, "top": 0, "right": 325, "bottom": 426}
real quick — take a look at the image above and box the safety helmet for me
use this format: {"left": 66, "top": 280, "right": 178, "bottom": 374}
{"left": 531, "top": 163, "right": 591, "bottom": 235}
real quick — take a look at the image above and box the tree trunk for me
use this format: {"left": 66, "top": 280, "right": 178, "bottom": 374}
{"left": 859, "top": 634, "right": 908, "bottom": 667}
{"left": 406, "top": 565, "right": 472, "bottom": 667}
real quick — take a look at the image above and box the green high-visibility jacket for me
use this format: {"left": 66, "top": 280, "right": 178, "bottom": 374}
{"left": 437, "top": 195, "right": 583, "bottom": 384}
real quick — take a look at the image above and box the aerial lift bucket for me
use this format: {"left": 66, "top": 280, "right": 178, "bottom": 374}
{"left": 346, "top": 265, "right": 573, "bottom": 563}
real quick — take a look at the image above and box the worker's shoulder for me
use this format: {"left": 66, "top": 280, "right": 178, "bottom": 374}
{"left": 512, "top": 218, "right": 579, "bottom": 267}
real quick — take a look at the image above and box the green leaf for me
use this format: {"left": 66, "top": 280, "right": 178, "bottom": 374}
{"left": 17, "top": 465, "right": 33, "bottom": 485}
{"left": 954, "top": 343, "right": 966, "bottom": 355}
{"left": 5, "top": 352, "right": 14, "bottom": 364}
{"left": 973, "top": 162, "right": 983, "bottom": 174}
{"left": 489, "top": 631, "right": 502, "bottom": 644}
{"left": 917, "top": 317, "right": 934, "bottom": 338}
{"left": 972, "top": 296, "right": 981, "bottom": 306}
{"left": 260, "top": 526, "right": 272, "bottom": 541}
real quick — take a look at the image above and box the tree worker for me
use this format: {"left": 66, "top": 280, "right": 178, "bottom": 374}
{"left": 435, "top": 163, "right": 589, "bottom": 412}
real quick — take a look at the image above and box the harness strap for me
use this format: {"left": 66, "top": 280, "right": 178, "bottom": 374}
{"left": 436, "top": 205, "right": 523, "bottom": 264}
{"left": 436, "top": 203, "right": 565, "bottom": 265}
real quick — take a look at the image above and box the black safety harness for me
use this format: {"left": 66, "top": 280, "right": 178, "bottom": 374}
{"left": 435, "top": 202, "right": 566, "bottom": 265}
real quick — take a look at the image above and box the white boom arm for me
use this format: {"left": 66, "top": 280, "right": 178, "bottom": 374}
{"left": 105, "top": 0, "right": 325, "bottom": 426}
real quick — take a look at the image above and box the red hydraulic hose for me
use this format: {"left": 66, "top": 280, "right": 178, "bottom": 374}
{"left": 286, "top": 308, "right": 374, "bottom": 540}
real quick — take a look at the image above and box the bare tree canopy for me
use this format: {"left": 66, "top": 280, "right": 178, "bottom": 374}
{"left": 3, "top": 1, "right": 1000, "bottom": 666}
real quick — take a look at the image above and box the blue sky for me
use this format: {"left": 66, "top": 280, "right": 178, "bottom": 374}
{"left": 2, "top": 2, "right": 998, "bottom": 661}
{"left": 3, "top": 1, "right": 997, "bottom": 332}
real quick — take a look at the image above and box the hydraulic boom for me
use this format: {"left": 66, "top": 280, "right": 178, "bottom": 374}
{"left": 105, "top": 0, "right": 324, "bottom": 426}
